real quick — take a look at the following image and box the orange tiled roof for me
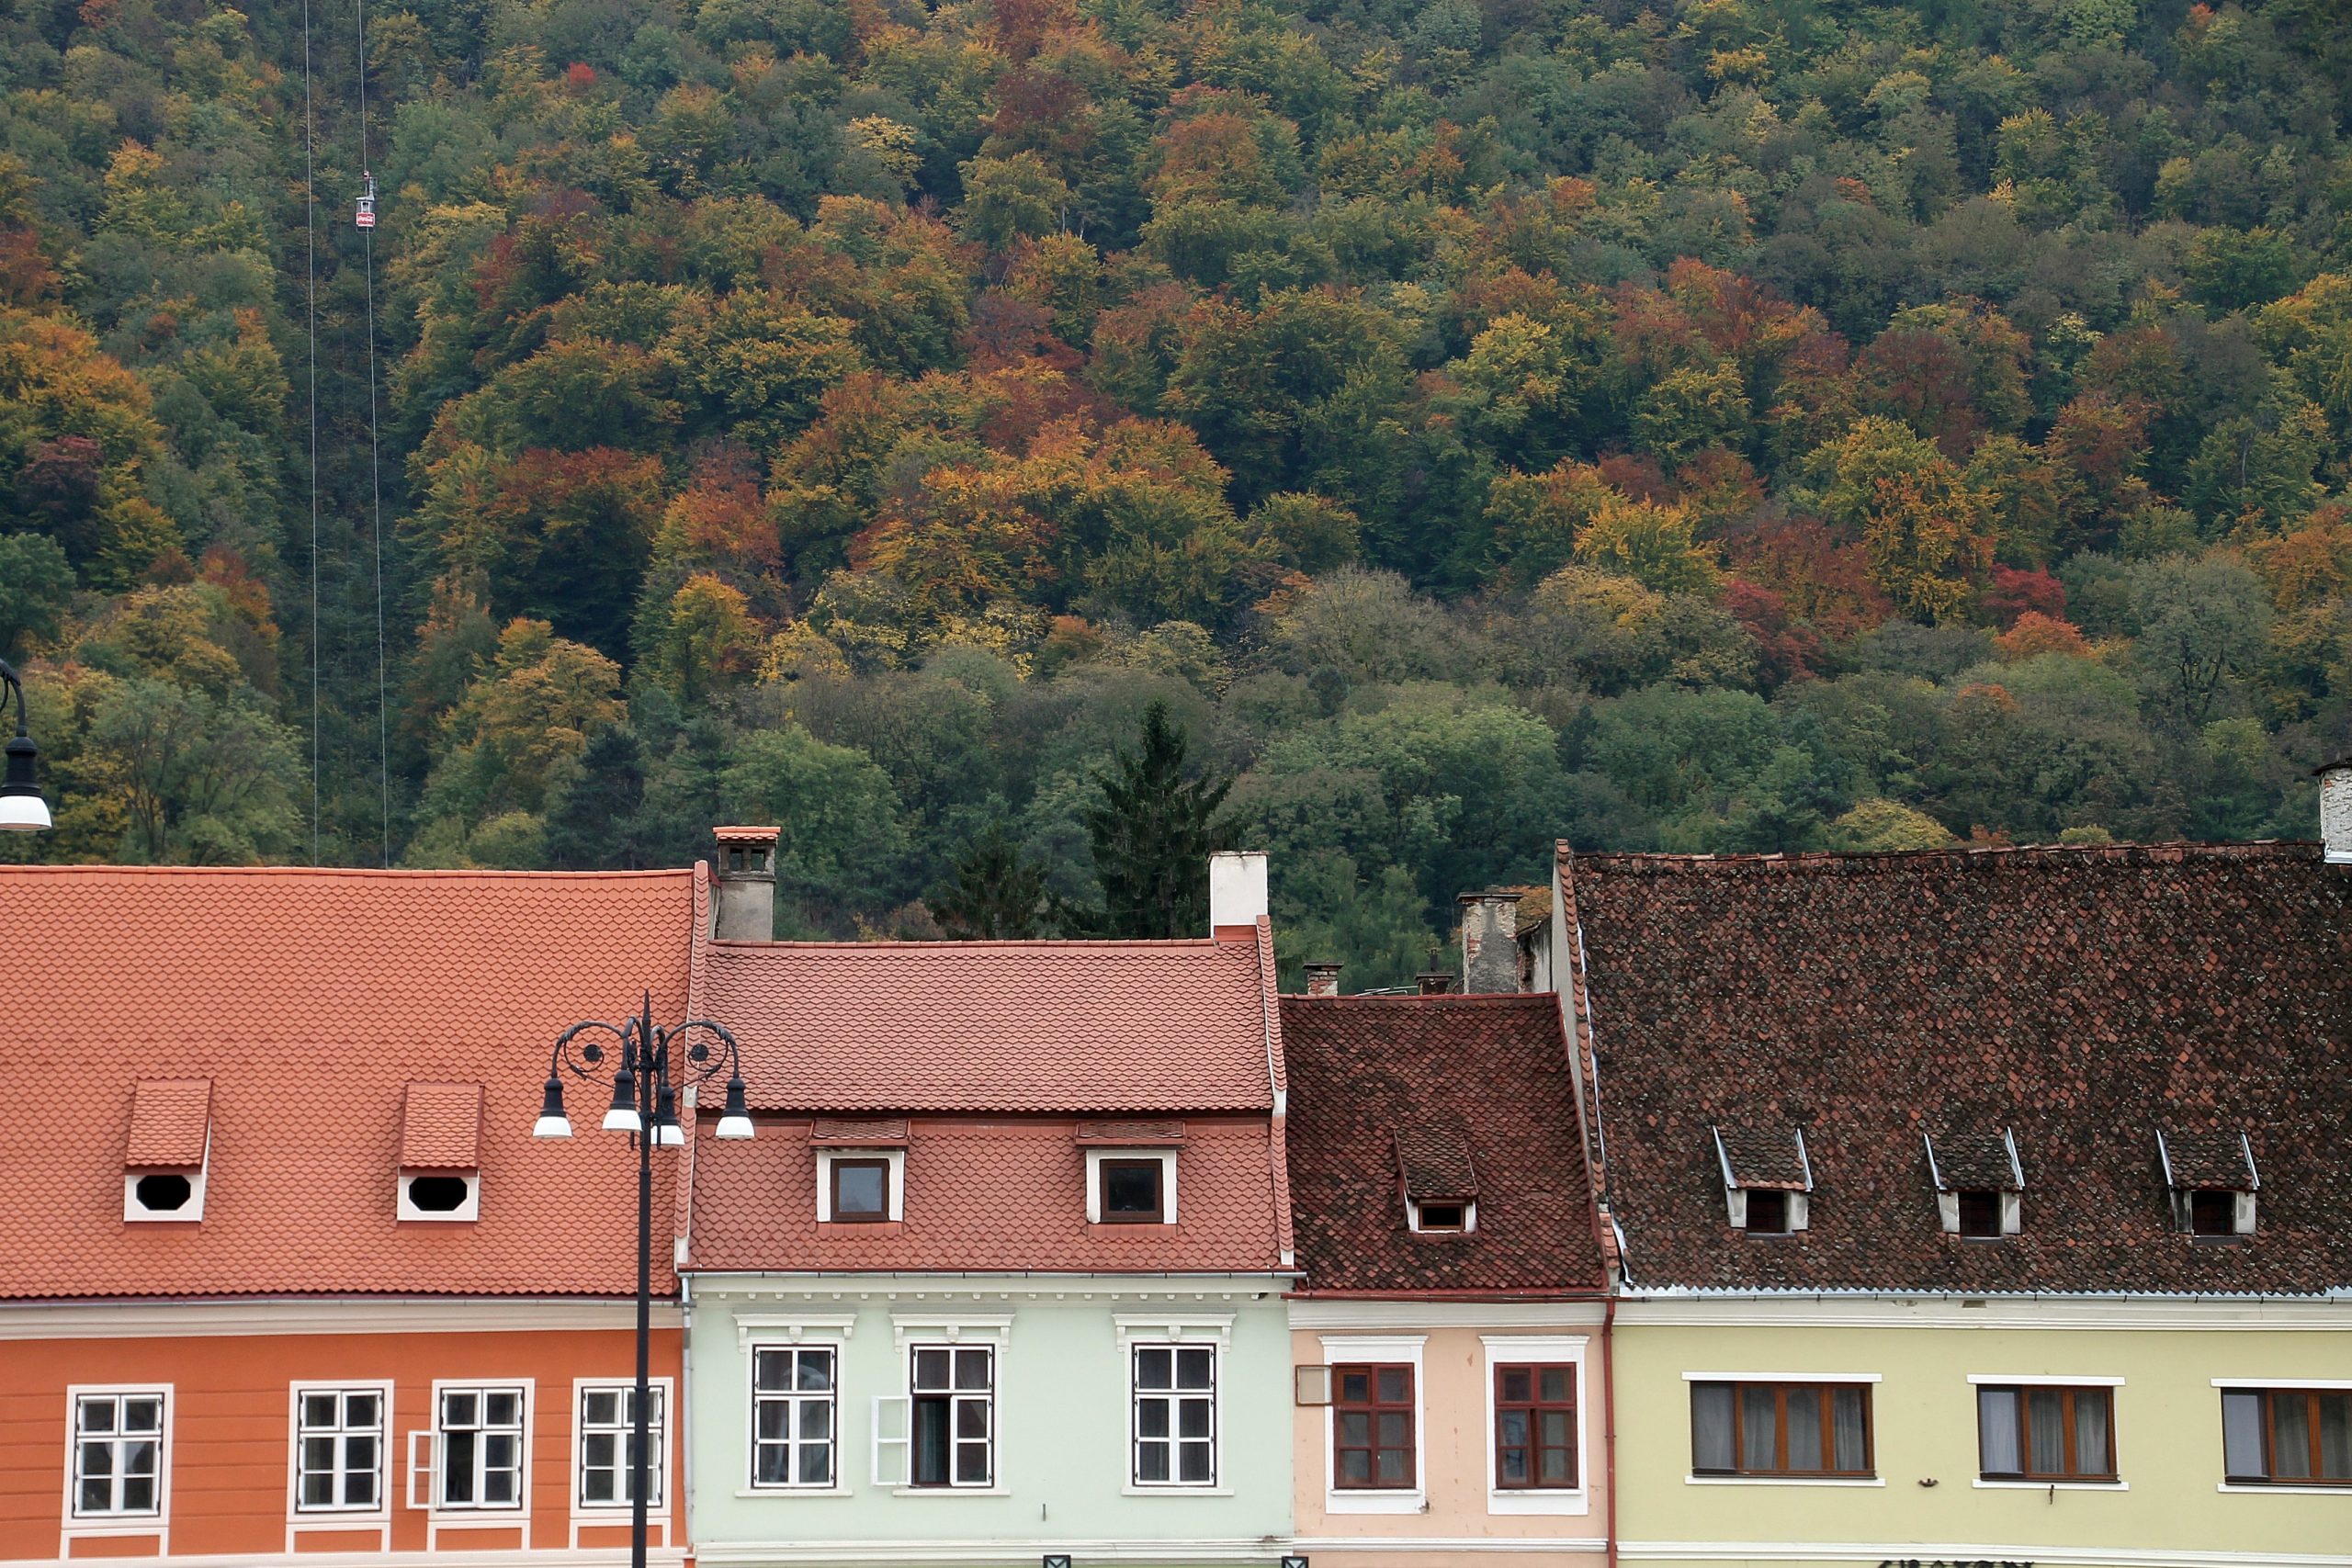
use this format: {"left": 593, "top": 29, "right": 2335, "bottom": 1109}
{"left": 124, "top": 1079, "right": 212, "bottom": 1168}
{"left": 702, "top": 936, "right": 1277, "bottom": 1111}
{"left": 0, "top": 865, "right": 696, "bottom": 1300}
{"left": 686, "top": 1117, "right": 1283, "bottom": 1272}
{"left": 400, "top": 1083, "right": 483, "bottom": 1168}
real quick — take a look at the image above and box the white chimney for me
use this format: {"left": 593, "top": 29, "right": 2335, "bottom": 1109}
{"left": 1208, "top": 851, "right": 1268, "bottom": 936}
{"left": 2323, "top": 761, "right": 2352, "bottom": 863}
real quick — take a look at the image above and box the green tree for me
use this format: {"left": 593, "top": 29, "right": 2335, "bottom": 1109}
{"left": 0, "top": 532, "right": 74, "bottom": 655}
{"left": 926, "top": 825, "right": 1057, "bottom": 938}
{"left": 1080, "top": 699, "right": 1233, "bottom": 938}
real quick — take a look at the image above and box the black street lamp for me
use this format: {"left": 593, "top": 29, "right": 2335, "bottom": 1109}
{"left": 534, "top": 991, "right": 753, "bottom": 1568}
{"left": 0, "top": 657, "right": 50, "bottom": 832}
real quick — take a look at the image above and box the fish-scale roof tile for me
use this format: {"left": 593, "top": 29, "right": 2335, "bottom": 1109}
{"left": 125, "top": 1079, "right": 212, "bottom": 1168}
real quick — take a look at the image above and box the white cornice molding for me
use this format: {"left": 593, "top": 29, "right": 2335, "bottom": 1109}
{"left": 1615, "top": 1294, "right": 2352, "bottom": 1331}
{"left": 1288, "top": 1299, "right": 1609, "bottom": 1330}
{"left": 1620, "top": 1542, "right": 2352, "bottom": 1567}
{"left": 694, "top": 1540, "right": 1285, "bottom": 1565}
{"left": 0, "top": 1298, "right": 677, "bottom": 1340}
{"left": 692, "top": 1272, "right": 1288, "bottom": 1304}
{"left": 9, "top": 1551, "right": 684, "bottom": 1568}
{"left": 1287, "top": 1540, "right": 1607, "bottom": 1554}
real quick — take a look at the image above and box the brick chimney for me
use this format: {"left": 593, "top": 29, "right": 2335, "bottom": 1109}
{"left": 1303, "top": 962, "right": 1340, "bottom": 998}
{"left": 1456, "top": 889, "right": 1523, "bottom": 993}
{"left": 713, "top": 826, "right": 778, "bottom": 942}
{"left": 2322, "top": 759, "right": 2352, "bottom": 864}
{"left": 1208, "top": 851, "right": 1268, "bottom": 941}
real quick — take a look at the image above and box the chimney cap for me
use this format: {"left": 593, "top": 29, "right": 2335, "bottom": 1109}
{"left": 715, "top": 824, "right": 782, "bottom": 842}
{"left": 2315, "top": 758, "right": 2352, "bottom": 776}
{"left": 1455, "top": 887, "right": 1522, "bottom": 904}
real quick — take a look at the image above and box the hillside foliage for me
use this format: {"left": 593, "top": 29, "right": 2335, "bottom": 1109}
{"left": 6, "top": 0, "right": 2352, "bottom": 982}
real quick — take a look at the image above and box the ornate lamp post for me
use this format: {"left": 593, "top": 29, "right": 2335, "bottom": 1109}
{"left": 0, "top": 657, "right": 51, "bottom": 831}
{"left": 534, "top": 991, "right": 753, "bottom": 1568}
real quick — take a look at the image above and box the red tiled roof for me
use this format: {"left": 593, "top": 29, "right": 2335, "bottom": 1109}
{"left": 701, "top": 936, "right": 1277, "bottom": 1111}
{"left": 685, "top": 1117, "right": 1283, "bottom": 1272}
{"left": 1281, "top": 995, "right": 1607, "bottom": 1294}
{"left": 125, "top": 1079, "right": 211, "bottom": 1168}
{"left": 0, "top": 865, "right": 695, "bottom": 1300}
{"left": 400, "top": 1083, "right": 483, "bottom": 1168}
{"left": 808, "top": 1118, "right": 910, "bottom": 1145}
{"left": 1393, "top": 1117, "right": 1478, "bottom": 1200}
{"left": 1714, "top": 1124, "right": 1810, "bottom": 1190}
{"left": 1077, "top": 1120, "right": 1186, "bottom": 1145}
{"left": 1560, "top": 840, "right": 2352, "bottom": 1294}
{"left": 2160, "top": 1130, "right": 2259, "bottom": 1190}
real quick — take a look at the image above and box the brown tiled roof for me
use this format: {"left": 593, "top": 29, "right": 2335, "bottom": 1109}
{"left": 400, "top": 1083, "right": 483, "bottom": 1168}
{"left": 125, "top": 1079, "right": 211, "bottom": 1168}
{"left": 1559, "top": 840, "right": 2352, "bottom": 1294}
{"left": 1393, "top": 1117, "right": 1478, "bottom": 1200}
{"left": 808, "top": 1118, "right": 910, "bottom": 1145}
{"left": 1926, "top": 1130, "right": 2022, "bottom": 1191}
{"left": 1281, "top": 995, "right": 1607, "bottom": 1295}
{"left": 1714, "top": 1124, "right": 1810, "bottom": 1190}
{"left": 1076, "top": 1120, "right": 1186, "bottom": 1145}
{"left": 2160, "top": 1131, "right": 2258, "bottom": 1190}
{"left": 685, "top": 1117, "right": 1283, "bottom": 1272}
{"left": 702, "top": 935, "right": 1277, "bottom": 1112}
{"left": 0, "top": 864, "right": 696, "bottom": 1300}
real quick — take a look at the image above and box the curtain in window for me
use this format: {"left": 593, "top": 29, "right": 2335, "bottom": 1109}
{"left": 1691, "top": 1384, "right": 1735, "bottom": 1471}
{"left": 2073, "top": 1391, "right": 2110, "bottom": 1475}
{"left": 2275, "top": 1393, "right": 2313, "bottom": 1481}
{"left": 1831, "top": 1386, "right": 1868, "bottom": 1472}
{"left": 912, "top": 1400, "right": 950, "bottom": 1486}
{"left": 2222, "top": 1391, "right": 2266, "bottom": 1479}
{"left": 2027, "top": 1388, "right": 2064, "bottom": 1472}
{"left": 1739, "top": 1386, "right": 1778, "bottom": 1471}
{"left": 2321, "top": 1394, "right": 2351, "bottom": 1481}
{"left": 1784, "top": 1387, "right": 1823, "bottom": 1471}
{"left": 1978, "top": 1389, "right": 2021, "bottom": 1474}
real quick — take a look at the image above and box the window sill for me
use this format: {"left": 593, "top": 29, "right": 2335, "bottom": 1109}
{"left": 1685, "top": 1475, "right": 1883, "bottom": 1487}
{"left": 1325, "top": 1490, "right": 1426, "bottom": 1514}
{"left": 291, "top": 1509, "right": 391, "bottom": 1526}
{"left": 1487, "top": 1489, "right": 1589, "bottom": 1516}
{"left": 891, "top": 1486, "right": 1010, "bottom": 1497}
{"left": 1973, "top": 1478, "right": 2127, "bottom": 1491}
{"left": 1122, "top": 1484, "right": 1234, "bottom": 1497}
{"left": 2218, "top": 1483, "right": 2352, "bottom": 1495}
{"left": 735, "top": 1487, "right": 848, "bottom": 1499}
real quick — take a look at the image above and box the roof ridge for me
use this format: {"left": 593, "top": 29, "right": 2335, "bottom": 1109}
{"left": 709, "top": 937, "right": 1244, "bottom": 952}
{"left": 1561, "top": 840, "right": 2319, "bottom": 874}
{"left": 0, "top": 864, "right": 696, "bottom": 881}
{"left": 1279, "top": 992, "right": 1557, "bottom": 1004}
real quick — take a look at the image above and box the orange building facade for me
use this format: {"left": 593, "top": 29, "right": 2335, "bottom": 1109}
{"left": 0, "top": 863, "right": 707, "bottom": 1565}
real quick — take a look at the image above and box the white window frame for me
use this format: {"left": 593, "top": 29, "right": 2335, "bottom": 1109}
{"left": 1117, "top": 1315, "right": 1232, "bottom": 1495}
{"left": 816, "top": 1147, "right": 904, "bottom": 1223}
{"left": 63, "top": 1385, "right": 172, "bottom": 1546}
{"left": 880, "top": 1315, "right": 1012, "bottom": 1495}
{"left": 397, "top": 1169, "right": 481, "bottom": 1222}
{"left": 417, "top": 1380, "right": 532, "bottom": 1518}
{"left": 571, "top": 1378, "right": 672, "bottom": 1517}
{"left": 1406, "top": 1196, "right": 1476, "bottom": 1235}
{"left": 124, "top": 1135, "right": 208, "bottom": 1224}
{"left": 287, "top": 1382, "right": 391, "bottom": 1523}
{"left": 1084, "top": 1147, "right": 1178, "bottom": 1224}
{"left": 1483, "top": 1335, "right": 1590, "bottom": 1516}
{"left": 747, "top": 1343, "right": 846, "bottom": 1495}
{"left": 1320, "top": 1334, "right": 1427, "bottom": 1514}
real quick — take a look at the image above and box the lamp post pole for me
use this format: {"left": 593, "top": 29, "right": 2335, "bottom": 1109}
{"left": 536, "top": 991, "right": 755, "bottom": 1568}
{"left": 0, "top": 656, "right": 51, "bottom": 832}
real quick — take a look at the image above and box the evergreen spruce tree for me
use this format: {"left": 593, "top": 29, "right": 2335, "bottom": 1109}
{"left": 544, "top": 726, "right": 650, "bottom": 869}
{"left": 926, "top": 825, "right": 1055, "bottom": 938}
{"left": 1080, "top": 700, "right": 1233, "bottom": 939}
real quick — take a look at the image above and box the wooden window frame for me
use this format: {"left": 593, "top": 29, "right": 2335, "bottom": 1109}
{"left": 1493, "top": 1363, "right": 1577, "bottom": 1491}
{"left": 1690, "top": 1381, "right": 1874, "bottom": 1478}
{"left": 1098, "top": 1158, "right": 1165, "bottom": 1224}
{"left": 829, "top": 1158, "right": 891, "bottom": 1224}
{"left": 1332, "top": 1363, "right": 1417, "bottom": 1491}
{"left": 2225, "top": 1387, "right": 2352, "bottom": 1486}
{"left": 1977, "top": 1384, "right": 2118, "bottom": 1482}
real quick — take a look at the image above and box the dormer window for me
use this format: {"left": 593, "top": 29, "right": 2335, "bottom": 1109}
{"left": 1080, "top": 1122, "right": 1183, "bottom": 1226}
{"left": 2158, "top": 1130, "right": 2258, "bottom": 1238}
{"left": 1713, "top": 1124, "right": 1812, "bottom": 1235}
{"left": 1925, "top": 1129, "right": 2023, "bottom": 1238}
{"left": 1395, "top": 1116, "right": 1477, "bottom": 1237}
{"left": 812, "top": 1120, "right": 909, "bottom": 1224}
{"left": 398, "top": 1083, "right": 482, "bottom": 1222}
{"left": 124, "top": 1079, "right": 211, "bottom": 1223}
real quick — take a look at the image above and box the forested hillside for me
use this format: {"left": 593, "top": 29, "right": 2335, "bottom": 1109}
{"left": 5, "top": 0, "right": 2352, "bottom": 979}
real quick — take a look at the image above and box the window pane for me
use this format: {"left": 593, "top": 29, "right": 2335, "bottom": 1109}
{"left": 801, "top": 1400, "right": 831, "bottom": 1440}
{"left": 1376, "top": 1368, "right": 1410, "bottom": 1403}
{"left": 1179, "top": 1441, "right": 1212, "bottom": 1483}
{"left": 584, "top": 1390, "right": 618, "bottom": 1425}
{"left": 2074, "top": 1391, "right": 2111, "bottom": 1476}
{"left": 1739, "top": 1385, "right": 1778, "bottom": 1472}
{"left": 1539, "top": 1410, "right": 1572, "bottom": 1450}
{"left": 1178, "top": 1400, "right": 1211, "bottom": 1438}
{"left": 756, "top": 1401, "right": 788, "bottom": 1441}
{"left": 484, "top": 1469, "right": 515, "bottom": 1504}
{"left": 79, "top": 1477, "right": 109, "bottom": 1514}
{"left": 348, "top": 1471, "right": 377, "bottom": 1506}
{"left": 956, "top": 1399, "right": 989, "bottom": 1438}
{"left": 1138, "top": 1444, "right": 1169, "bottom": 1482}
{"left": 798, "top": 1444, "right": 831, "bottom": 1485}
{"left": 1499, "top": 1445, "right": 1528, "bottom": 1483}
{"left": 122, "top": 1476, "right": 153, "bottom": 1512}
{"left": 445, "top": 1432, "right": 476, "bottom": 1502}
{"left": 754, "top": 1350, "right": 786, "bottom": 1391}
{"left": 955, "top": 1442, "right": 989, "bottom": 1484}
{"left": 1979, "top": 1389, "right": 2021, "bottom": 1474}
{"left": 1784, "top": 1386, "right": 1823, "bottom": 1472}
{"left": 304, "top": 1393, "right": 338, "bottom": 1427}
{"left": 2222, "top": 1391, "right": 2267, "bottom": 1479}
{"left": 584, "top": 1433, "right": 616, "bottom": 1470}
{"left": 1177, "top": 1348, "right": 1214, "bottom": 1388}
{"left": 1540, "top": 1367, "right": 1572, "bottom": 1403}
{"left": 123, "top": 1438, "right": 156, "bottom": 1478}
{"left": 301, "top": 1472, "right": 335, "bottom": 1506}
{"left": 81, "top": 1402, "right": 116, "bottom": 1435}
{"left": 913, "top": 1349, "right": 950, "bottom": 1390}
{"left": 1499, "top": 1410, "right": 1529, "bottom": 1448}
{"left": 1377, "top": 1412, "right": 1410, "bottom": 1447}
{"left": 755, "top": 1444, "right": 789, "bottom": 1485}
{"left": 1691, "top": 1384, "right": 1735, "bottom": 1472}
{"left": 1832, "top": 1387, "right": 1869, "bottom": 1473}
{"left": 303, "top": 1435, "right": 336, "bottom": 1471}
{"left": 444, "top": 1392, "right": 477, "bottom": 1427}
{"left": 1501, "top": 1367, "right": 1532, "bottom": 1402}
{"left": 2027, "top": 1388, "right": 2064, "bottom": 1473}
{"left": 345, "top": 1393, "right": 378, "bottom": 1427}
{"left": 1339, "top": 1449, "right": 1370, "bottom": 1483}
{"left": 124, "top": 1400, "right": 160, "bottom": 1433}
{"left": 485, "top": 1393, "right": 518, "bottom": 1427}
{"left": 2275, "top": 1393, "right": 2314, "bottom": 1480}
{"left": 954, "top": 1349, "right": 989, "bottom": 1390}
{"left": 1103, "top": 1162, "right": 1161, "bottom": 1215}
{"left": 1338, "top": 1411, "right": 1370, "bottom": 1445}
{"left": 1138, "top": 1401, "right": 1170, "bottom": 1438}
{"left": 2321, "top": 1394, "right": 2352, "bottom": 1481}
{"left": 1339, "top": 1371, "right": 1371, "bottom": 1404}
{"left": 836, "top": 1162, "right": 888, "bottom": 1216}
{"left": 1136, "top": 1348, "right": 1171, "bottom": 1389}
{"left": 799, "top": 1351, "right": 834, "bottom": 1392}
{"left": 1374, "top": 1448, "right": 1408, "bottom": 1484}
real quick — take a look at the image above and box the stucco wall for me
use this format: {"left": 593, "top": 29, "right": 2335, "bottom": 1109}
{"left": 688, "top": 1280, "right": 1293, "bottom": 1563}
{"left": 1611, "top": 1310, "right": 2352, "bottom": 1565}
{"left": 1288, "top": 1310, "right": 1610, "bottom": 1568}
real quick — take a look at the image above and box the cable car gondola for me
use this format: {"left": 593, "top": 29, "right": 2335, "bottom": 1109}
{"left": 355, "top": 173, "right": 376, "bottom": 231}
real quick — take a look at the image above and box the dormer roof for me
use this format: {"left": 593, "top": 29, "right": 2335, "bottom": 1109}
{"left": 400, "top": 1083, "right": 483, "bottom": 1169}
{"left": 1713, "top": 1123, "right": 1812, "bottom": 1191}
{"left": 1394, "top": 1116, "right": 1479, "bottom": 1201}
{"left": 1925, "top": 1129, "right": 2024, "bottom": 1192}
{"left": 2159, "top": 1130, "right": 2260, "bottom": 1192}
{"left": 125, "top": 1079, "right": 212, "bottom": 1168}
